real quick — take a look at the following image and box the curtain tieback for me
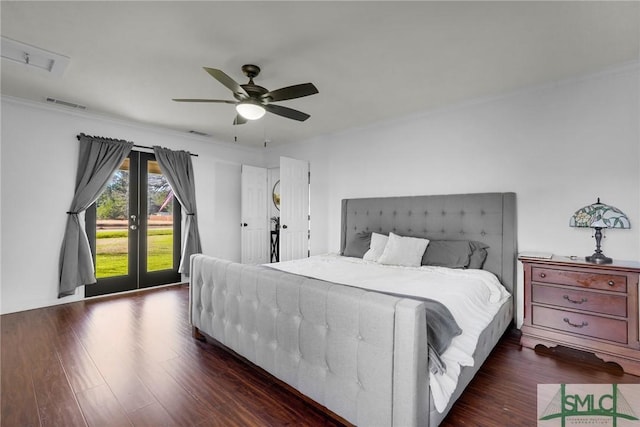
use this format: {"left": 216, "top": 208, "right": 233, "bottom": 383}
{"left": 186, "top": 213, "right": 195, "bottom": 216}
{"left": 66, "top": 211, "right": 79, "bottom": 215}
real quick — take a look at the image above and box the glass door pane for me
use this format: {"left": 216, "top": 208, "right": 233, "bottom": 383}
{"left": 138, "top": 152, "right": 181, "bottom": 289}
{"left": 95, "top": 158, "right": 132, "bottom": 279}
{"left": 146, "top": 160, "right": 174, "bottom": 272}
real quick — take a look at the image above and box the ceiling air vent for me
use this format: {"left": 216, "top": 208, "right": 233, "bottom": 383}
{"left": 1, "top": 36, "right": 70, "bottom": 77}
{"left": 188, "top": 130, "right": 209, "bottom": 137}
{"left": 46, "top": 97, "right": 87, "bottom": 110}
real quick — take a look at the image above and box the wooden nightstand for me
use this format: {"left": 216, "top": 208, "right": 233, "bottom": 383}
{"left": 519, "top": 255, "right": 640, "bottom": 375}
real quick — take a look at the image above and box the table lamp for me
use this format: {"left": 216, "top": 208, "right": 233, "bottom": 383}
{"left": 569, "top": 198, "right": 630, "bottom": 264}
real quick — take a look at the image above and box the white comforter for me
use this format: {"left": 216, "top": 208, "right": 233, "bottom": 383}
{"left": 268, "top": 254, "right": 511, "bottom": 412}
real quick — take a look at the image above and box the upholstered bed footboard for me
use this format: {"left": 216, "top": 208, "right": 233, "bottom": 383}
{"left": 189, "top": 254, "right": 430, "bottom": 427}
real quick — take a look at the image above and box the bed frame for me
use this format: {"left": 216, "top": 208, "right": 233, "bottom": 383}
{"left": 190, "top": 192, "right": 516, "bottom": 426}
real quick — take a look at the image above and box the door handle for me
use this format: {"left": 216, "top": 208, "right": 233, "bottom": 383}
{"left": 130, "top": 224, "right": 138, "bottom": 230}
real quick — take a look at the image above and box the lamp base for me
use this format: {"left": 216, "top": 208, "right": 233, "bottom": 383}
{"left": 586, "top": 253, "right": 612, "bottom": 264}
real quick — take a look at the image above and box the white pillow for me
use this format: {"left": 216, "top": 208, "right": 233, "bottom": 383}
{"left": 362, "top": 232, "right": 388, "bottom": 262}
{"left": 378, "top": 232, "right": 430, "bottom": 267}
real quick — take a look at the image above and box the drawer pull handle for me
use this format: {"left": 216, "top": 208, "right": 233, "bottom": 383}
{"left": 539, "top": 273, "right": 546, "bottom": 278}
{"left": 563, "top": 295, "right": 587, "bottom": 304}
{"left": 608, "top": 280, "right": 615, "bottom": 286}
{"left": 563, "top": 318, "right": 588, "bottom": 328}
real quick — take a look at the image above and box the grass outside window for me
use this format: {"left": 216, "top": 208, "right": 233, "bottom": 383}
{"left": 95, "top": 228, "right": 174, "bottom": 278}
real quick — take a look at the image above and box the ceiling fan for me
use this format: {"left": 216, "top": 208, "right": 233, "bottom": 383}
{"left": 173, "top": 64, "right": 319, "bottom": 125}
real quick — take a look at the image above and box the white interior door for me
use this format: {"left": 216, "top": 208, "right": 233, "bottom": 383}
{"left": 241, "top": 165, "right": 268, "bottom": 264}
{"left": 279, "top": 156, "right": 309, "bottom": 262}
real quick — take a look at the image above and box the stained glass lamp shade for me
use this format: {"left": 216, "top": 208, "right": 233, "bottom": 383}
{"left": 569, "top": 198, "right": 631, "bottom": 264}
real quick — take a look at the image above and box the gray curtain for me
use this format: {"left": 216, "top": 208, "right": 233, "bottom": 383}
{"left": 59, "top": 135, "right": 133, "bottom": 297}
{"left": 153, "top": 146, "right": 202, "bottom": 275}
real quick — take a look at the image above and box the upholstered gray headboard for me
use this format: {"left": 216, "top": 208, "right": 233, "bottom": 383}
{"left": 340, "top": 193, "right": 517, "bottom": 295}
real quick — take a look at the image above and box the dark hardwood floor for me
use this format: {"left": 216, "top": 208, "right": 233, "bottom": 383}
{"left": 1, "top": 284, "right": 637, "bottom": 427}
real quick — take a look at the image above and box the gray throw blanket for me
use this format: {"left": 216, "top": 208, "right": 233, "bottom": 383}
{"left": 424, "top": 299, "right": 462, "bottom": 374}
{"left": 378, "top": 291, "right": 462, "bottom": 375}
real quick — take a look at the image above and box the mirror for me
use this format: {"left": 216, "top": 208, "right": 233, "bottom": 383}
{"left": 272, "top": 180, "right": 280, "bottom": 210}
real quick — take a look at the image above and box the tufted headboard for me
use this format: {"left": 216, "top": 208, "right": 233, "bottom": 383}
{"left": 339, "top": 193, "right": 517, "bottom": 295}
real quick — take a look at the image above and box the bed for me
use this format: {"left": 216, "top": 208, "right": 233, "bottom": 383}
{"left": 190, "top": 192, "right": 517, "bottom": 426}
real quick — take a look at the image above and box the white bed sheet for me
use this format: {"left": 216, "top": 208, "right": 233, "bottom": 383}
{"left": 268, "top": 253, "right": 511, "bottom": 412}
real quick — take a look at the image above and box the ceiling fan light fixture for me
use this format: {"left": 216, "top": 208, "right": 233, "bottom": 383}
{"left": 236, "top": 100, "right": 266, "bottom": 120}
{"left": 174, "top": 65, "right": 317, "bottom": 124}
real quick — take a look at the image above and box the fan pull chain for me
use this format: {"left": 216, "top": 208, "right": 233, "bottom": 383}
{"left": 263, "top": 121, "right": 269, "bottom": 148}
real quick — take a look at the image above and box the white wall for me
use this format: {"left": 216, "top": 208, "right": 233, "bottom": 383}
{"left": 267, "top": 64, "right": 640, "bottom": 325}
{"left": 0, "top": 97, "right": 263, "bottom": 314}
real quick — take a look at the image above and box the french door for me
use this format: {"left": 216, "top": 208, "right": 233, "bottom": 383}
{"left": 240, "top": 165, "right": 269, "bottom": 264}
{"left": 85, "top": 151, "right": 181, "bottom": 297}
{"left": 239, "top": 157, "right": 309, "bottom": 264}
{"left": 279, "top": 156, "right": 309, "bottom": 262}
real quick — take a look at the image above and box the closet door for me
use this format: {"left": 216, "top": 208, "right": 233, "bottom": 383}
{"left": 240, "top": 165, "right": 268, "bottom": 264}
{"left": 279, "top": 156, "right": 309, "bottom": 262}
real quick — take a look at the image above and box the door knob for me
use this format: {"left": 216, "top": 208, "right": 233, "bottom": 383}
{"left": 130, "top": 214, "right": 138, "bottom": 230}
{"left": 241, "top": 223, "right": 248, "bottom": 227}
{"left": 282, "top": 224, "right": 288, "bottom": 229}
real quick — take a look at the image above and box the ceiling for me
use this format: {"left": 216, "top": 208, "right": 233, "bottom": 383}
{"left": 1, "top": 2, "right": 638, "bottom": 148}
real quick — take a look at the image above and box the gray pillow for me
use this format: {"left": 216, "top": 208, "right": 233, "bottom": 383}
{"left": 343, "top": 231, "right": 372, "bottom": 258}
{"left": 421, "top": 240, "right": 473, "bottom": 268}
{"left": 468, "top": 241, "right": 489, "bottom": 269}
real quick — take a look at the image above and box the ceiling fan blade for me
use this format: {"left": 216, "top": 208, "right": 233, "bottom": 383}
{"left": 203, "top": 67, "right": 249, "bottom": 98}
{"left": 172, "top": 98, "right": 237, "bottom": 103}
{"left": 233, "top": 114, "right": 247, "bottom": 125}
{"left": 264, "top": 104, "right": 311, "bottom": 121}
{"left": 262, "top": 83, "right": 318, "bottom": 102}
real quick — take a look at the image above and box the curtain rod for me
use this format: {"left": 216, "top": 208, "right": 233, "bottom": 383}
{"left": 76, "top": 134, "right": 198, "bottom": 157}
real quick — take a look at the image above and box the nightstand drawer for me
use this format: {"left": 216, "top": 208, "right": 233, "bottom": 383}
{"left": 531, "top": 267, "right": 627, "bottom": 292}
{"left": 532, "top": 306, "right": 627, "bottom": 344}
{"left": 532, "top": 284, "right": 627, "bottom": 317}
